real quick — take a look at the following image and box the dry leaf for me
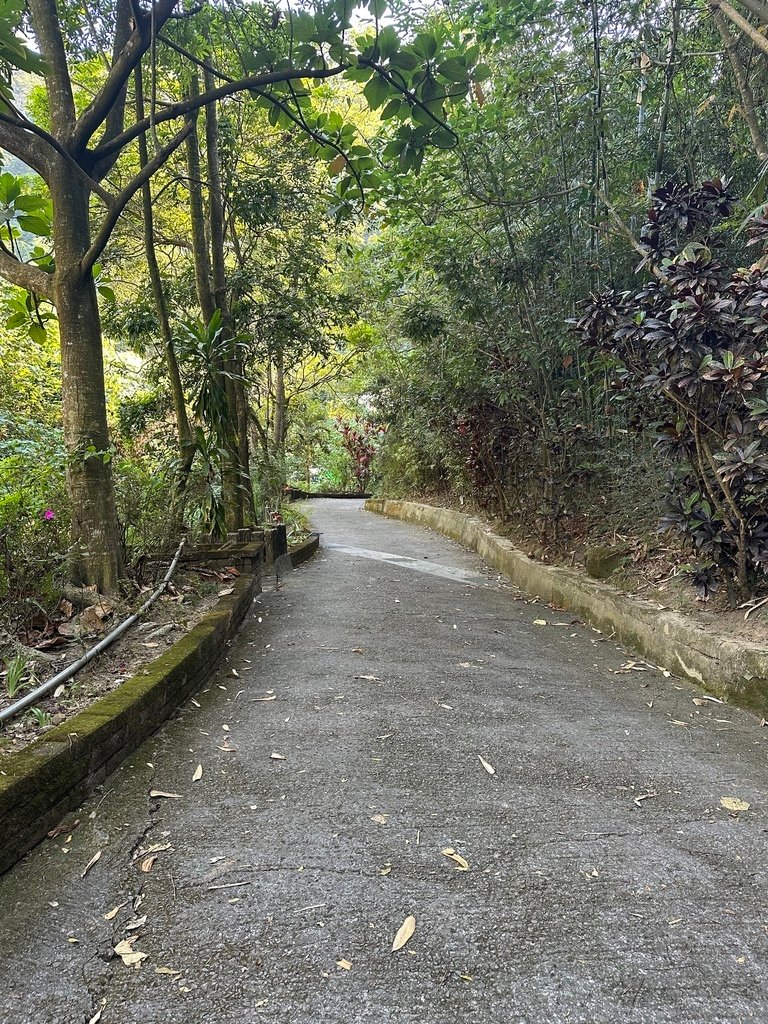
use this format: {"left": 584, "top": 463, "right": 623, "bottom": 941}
{"left": 219, "top": 587, "right": 235, "bottom": 596}
{"left": 155, "top": 967, "right": 182, "bottom": 976}
{"left": 114, "top": 936, "right": 147, "bottom": 967}
{"left": 379, "top": 865, "right": 392, "bottom": 876}
{"left": 458, "top": 662, "right": 472, "bottom": 668}
{"left": 192, "top": 764, "right": 203, "bottom": 782}
{"left": 392, "top": 915, "right": 416, "bottom": 952}
{"left": 140, "top": 855, "right": 157, "bottom": 873}
{"left": 356, "top": 674, "right": 379, "bottom": 681}
{"left": 336, "top": 958, "right": 353, "bottom": 970}
{"left": 222, "top": 724, "right": 230, "bottom": 732}
{"left": 227, "top": 668, "right": 239, "bottom": 678}
{"left": 370, "top": 813, "right": 388, "bottom": 825}
{"left": 81, "top": 850, "right": 102, "bottom": 878}
{"left": 477, "top": 754, "right": 496, "bottom": 776}
{"left": 720, "top": 796, "right": 750, "bottom": 813}
{"left": 125, "top": 914, "right": 147, "bottom": 931}
{"left": 140, "top": 642, "right": 159, "bottom": 649}
{"left": 270, "top": 752, "right": 286, "bottom": 760}
{"left": 252, "top": 694, "right": 277, "bottom": 702}
{"left": 149, "top": 790, "right": 181, "bottom": 799}
{"left": 533, "top": 619, "right": 547, "bottom": 626}
{"left": 352, "top": 647, "right": 364, "bottom": 653}
{"left": 441, "top": 847, "right": 469, "bottom": 871}
{"left": 104, "top": 902, "right": 127, "bottom": 921}
{"left": 633, "top": 792, "right": 657, "bottom": 806}
{"left": 88, "top": 1011, "right": 102, "bottom": 1024}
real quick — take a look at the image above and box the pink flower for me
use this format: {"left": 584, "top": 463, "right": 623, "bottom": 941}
{"left": 43, "top": 509, "right": 55, "bottom": 521}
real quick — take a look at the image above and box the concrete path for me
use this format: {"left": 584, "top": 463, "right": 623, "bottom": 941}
{"left": 1, "top": 499, "right": 767, "bottom": 1024}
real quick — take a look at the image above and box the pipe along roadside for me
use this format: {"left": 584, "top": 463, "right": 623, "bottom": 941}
{"left": 0, "top": 538, "right": 186, "bottom": 726}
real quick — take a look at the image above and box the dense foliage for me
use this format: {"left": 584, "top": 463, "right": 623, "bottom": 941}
{"left": 2, "top": 0, "right": 768, "bottom": 634}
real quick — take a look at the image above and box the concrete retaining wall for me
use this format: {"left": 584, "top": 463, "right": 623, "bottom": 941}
{"left": 0, "top": 572, "right": 260, "bottom": 875}
{"left": 366, "top": 498, "right": 768, "bottom": 712}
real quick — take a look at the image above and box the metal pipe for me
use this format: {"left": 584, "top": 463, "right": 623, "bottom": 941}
{"left": 0, "top": 538, "right": 186, "bottom": 726}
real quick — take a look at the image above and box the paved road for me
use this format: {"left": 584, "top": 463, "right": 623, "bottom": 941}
{"left": 1, "top": 499, "right": 767, "bottom": 1024}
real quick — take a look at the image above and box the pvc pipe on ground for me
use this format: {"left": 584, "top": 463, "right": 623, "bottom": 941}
{"left": 0, "top": 538, "right": 186, "bottom": 726}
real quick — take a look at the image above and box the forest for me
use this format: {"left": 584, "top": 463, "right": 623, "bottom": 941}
{"left": 3, "top": 0, "right": 768, "bottom": 656}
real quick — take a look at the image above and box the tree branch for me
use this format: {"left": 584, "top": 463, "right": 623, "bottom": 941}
{"left": 82, "top": 120, "right": 193, "bottom": 274}
{"left": 0, "top": 113, "right": 117, "bottom": 204}
{"left": 87, "top": 65, "right": 346, "bottom": 166}
{"left": 0, "top": 245, "right": 54, "bottom": 301}
{"left": 711, "top": 0, "right": 768, "bottom": 56}
{"left": 27, "top": 0, "right": 77, "bottom": 138}
{"left": 73, "top": 0, "right": 180, "bottom": 154}
{"left": 0, "top": 116, "right": 52, "bottom": 178}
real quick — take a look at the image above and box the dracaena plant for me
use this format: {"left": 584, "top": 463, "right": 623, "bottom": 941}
{"left": 573, "top": 179, "right": 768, "bottom": 602}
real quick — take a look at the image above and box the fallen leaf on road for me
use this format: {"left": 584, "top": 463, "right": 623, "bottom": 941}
{"left": 370, "top": 813, "right": 388, "bottom": 825}
{"left": 336, "top": 959, "right": 353, "bottom": 970}
{"left": 218, "top": 739, "right": 237, "bottom": 751}
{"left": 155, "top": 967, "right": 182, "bottom": 977}
{"left": 270, "top": 752, "right": 286, "bottom": 760}
{"left": 149, "top": 790, "right": 181, "bottom": 799}
{"left": 458, "top": 662, "right": 472, "bottom": 668}
{"left": 114, "top": 936, "right": 147, "bottom": 968}
{"left": 190, "top": 698, "right": 201, "bottom": 708}
{"left": 140, "top": 642, "right": 159, "bottom": 649}
{"left": 125, "top": 915, "right": 147, "bottom": 931}
{"left": 222, "top": 724, "right": 230, "bottom": 732}
{"left": 81, "top": 850, "right": 102, "bottom": 878}
{"left": 219, "top": 587, "right": 235, "bottom": 596}
{"left": 352, "top": 648, "right": 364, "bottom": 654}
{"left": 721, "top": 797, "right": 750, "bottom": 813}
{"left": 140, "top": 855, "right": 157, "bottom": 873}
{"left": 252, "top": 694, "right": 277, "bottom": 702}
{"left": 533, "top": 619, "right": 547, "bottom": 626}
{"left": 227, "top": 668, "right": 239, "bottom": 678}
{"left": 441, "top": 847, "right": 470, "bottom": 870}
{"left": 392, "top": 915, "right": 416, "bottom": 951}
{"left": 694, "top": 694, "right": 725, "bottom": 705}
{"left": 88, "top": 1010, "right": 102, "bottom": 1024}
{"left": 192, "top": 764, "right": 203, "bottom": 782}
{"left": 355, "top": 675, "right": 379, "bottom": 681}
{"left": 478, "top": 755, "right": 496, "bottom": 776}
{"left": 104, "top": 903, "right": 127, "bottom": 921}
{"left": 379, "top": 865, "right": 392, "bottom": 876}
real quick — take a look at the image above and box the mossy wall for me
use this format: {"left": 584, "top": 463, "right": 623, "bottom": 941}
{"left": 0, "top": 564, "right": 261, "bottom": 876}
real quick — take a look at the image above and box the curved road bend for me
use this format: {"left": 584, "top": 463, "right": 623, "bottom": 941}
{"left": 1, "top": 499, "right": 767, "bottom": 1024}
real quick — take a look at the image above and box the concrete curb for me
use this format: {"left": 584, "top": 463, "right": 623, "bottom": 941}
{"left": 290, "top": 533, "right": 320, "bottom": 567}
{"left": 0, "top": 571, "right": 260, "bottom": 876}
{"left": 365, "top": 498, "right": 768, "bottom": 712}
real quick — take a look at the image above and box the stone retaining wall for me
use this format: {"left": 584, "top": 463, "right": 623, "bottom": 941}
{"left": 0, "top": 571, "right": 260, "bottom": 875}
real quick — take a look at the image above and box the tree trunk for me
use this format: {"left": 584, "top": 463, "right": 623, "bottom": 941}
{"left": 203, "top": 62, "right": 254, "bottom": 528}
{"left": 53, "top": 178, "right": 123, "bottom": 591}
{"left": 135, "top": 67, "right": 194, "bottom": 505}
{"left": 714, "top": 7, "right": 768, "bottom": 161}
{"left": 184, "top": 73, "right": 217, "bottom": 324}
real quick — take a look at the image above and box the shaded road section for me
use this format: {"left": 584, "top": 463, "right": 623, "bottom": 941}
{"left": 1, "top": 499, "right": 767, "bottom": 1024}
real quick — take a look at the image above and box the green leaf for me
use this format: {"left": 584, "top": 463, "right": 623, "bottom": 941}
{"left": 377, "top": 26, "right": 399, "bottom": 60}
{"left": 389, "top": 49, "right": 420, "bottom": 72}
{"left": 431, "top": 127, "right": 457, "bottom": 149}
{"left": 363, "top": 75, "right": 392, "bottom": 111}
{"left": 380, "top": 98, "right": 403, "bottom": 120}
{"left": 437, "top": 58, "right": 469, "bottom": 84}
{"left": 28, "top": 323, "right": 46, "bottom": 345}
{"left": 473, "top": 63, "right": 492, "bottom": 81}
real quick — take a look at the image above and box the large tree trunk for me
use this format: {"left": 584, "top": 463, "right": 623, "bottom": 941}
{"left": 53, "top": 179, "right": 123, "bottom": 591}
